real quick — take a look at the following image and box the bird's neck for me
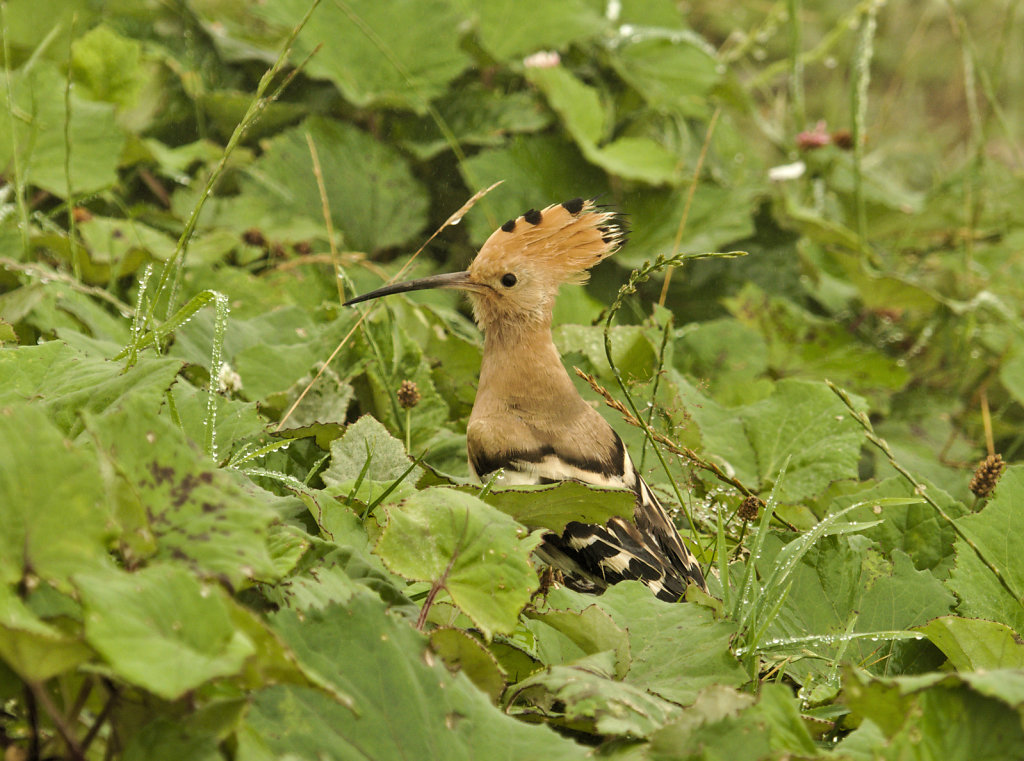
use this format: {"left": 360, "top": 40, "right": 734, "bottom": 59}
{"left": 476, "top": 319, "right": 580, "bottom": 411}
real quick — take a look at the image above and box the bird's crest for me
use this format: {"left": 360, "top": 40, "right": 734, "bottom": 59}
{"left": 472, "top": 198, "right": 625, "bottom": 286}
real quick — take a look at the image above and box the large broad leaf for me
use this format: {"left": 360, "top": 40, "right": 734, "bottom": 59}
{"left": 647, "top": 684, "right": 819, "bottom": 760}
{"left": 678, "top": 377, "right": 865, "bottom": 503}
{"left": 739, "top": 379, "right": 865, "bottom": 503}
{"left": 396, "top": 86, "right": 551, "bottom": 160}
{"left": 724, "top": 284, "right": 911, "bottom": 402}
{"left": 375, "top": 488, "right": 542, "bottom": 638}
{"left": 323, "top": 413, "right": 423, "bottom": 486}
{"left": 621, "top": 185, "right": 758, "bottom": 269}
{"left": 450, "top": 0, "right": 608, "bottom": 61}
{"left": 946, "top": 465, "right": 1024, "bottom": 633}
{"left": 507, "top": 661, "right": 681, "bottom": 738}
{"left": 841, "top": 668, "right": 1024, "bottom": 759}
{"left": 464, "top": 481, "right": 636, "bottom": 533}
{"left": 526, "top": 67, "right": 606, "bottom": 146}
{"left": 548, "top": 583, "right": 747, "bottom": 704}
{"left": 76, "top": 565, "right": 255, "bottom": 700}
{"left": 240, "top": 117, "right": 428, "bottom": 252}
{"left": 70, "top": 24, "right": 146, "bottom": 109}
{"left": 756, "top": 535, "right": 951, "bottom": 686}
{"left": 611, "top": 35, "right": 720, "bottom": 114}
{"left": 252, "top": 597, "right": 590, "bottom": 760}
{"left": 646, "top": 686, "right": 771, "bottom": 761}
{"left": 851, "top": 551, "right": 955, "bottom": 674}
{"left": 528, "top": 67, "right": 681, "bottom": 185}
{"left": 86, "top": 394, "right": 281, "bottom": 589}
{"left": 429, "top": 627, "right": 507, "bottom": 702}
{"left": 77, "top": 215, "right": 177, "bottom": 269}
{"left": 0, "top": 341, "right": 182, "bottom": 436}
{"left": 121, "top": 715, "right": 226, "bottom": 761}
{"left": 916, "top": 616, "right": 1024, "bottom": 671}
{"left": 834, "top": 477, "right": 965, "bottom": 574}
{"left": 0, "top": 62, "right": 124, "bottom": 196}
{"left": 252, "top": 0, "right": 469, "bottom": 112}
{"left": 0, "top": 585, "right": 93, "bottom": 682}
{"left": 0, "top": 403, "right": 115, "bottom": 590}
{"left": 524, "top": 604, "right": 631, "bottom": 678}
{"left": 458, "top": 135, "right": 609, "bottom": 246}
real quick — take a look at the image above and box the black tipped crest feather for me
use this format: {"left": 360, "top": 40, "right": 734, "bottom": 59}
{"left": 524, "top": 208, "right": 543, "bottom": 225}
{"left": 562, "top": 197, "right": 584, "bottom": 215}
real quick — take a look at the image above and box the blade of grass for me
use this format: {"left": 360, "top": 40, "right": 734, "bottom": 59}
{"left": 147, "top": 0, "right": 323, "bottom": 325}
{"left": 63, "top": 13, "right": 79, "bottom": 281}
{"left": 850, "top": 0, "right": 880, "bottom": 262}
{"left": 204, "top": 291, "right": 230, "bottom": 459}
{"left": 361, "top": 449, "right": 428, "bottom": 520}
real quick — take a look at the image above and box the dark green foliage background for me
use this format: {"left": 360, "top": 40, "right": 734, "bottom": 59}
{"left": 2, "top": 0, "right": 1024, "bottom": 758}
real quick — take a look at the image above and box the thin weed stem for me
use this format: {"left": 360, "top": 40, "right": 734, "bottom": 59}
{"left": 829, "top": 380, "right": 1022, "bottom": 604}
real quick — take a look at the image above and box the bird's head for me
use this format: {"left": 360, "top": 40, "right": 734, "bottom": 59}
{"left": 344, "top": 198, "right": 624, "bottom": 334}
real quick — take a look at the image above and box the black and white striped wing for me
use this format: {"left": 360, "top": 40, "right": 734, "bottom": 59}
{"left": 470, "top": 434, "right": 707, "bottom": 602}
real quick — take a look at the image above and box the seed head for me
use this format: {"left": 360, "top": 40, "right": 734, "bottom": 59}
{"left": 397, "top": 380, "right": 421, "bottom": 409}
{"left": 970, "top": 454, "right": 1005, "bottom": 498}
{"left": 738, "top": 495, "right": 762, "bottom": 522}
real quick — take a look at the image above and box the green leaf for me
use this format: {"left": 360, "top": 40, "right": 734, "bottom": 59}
{"left": 451, "top": 0, "right": 608, "bottom": 61}
{"left": 1000, "top": 351, "right": 1024, "bottom": 407}
{"left": 465, "top": 480, "right": 636, "bottom": 533}
{"left": 747, "top": 683, "right": 821, "bottom": 756}
{"left": 842, "top": 668, "right": 1024, "bottom": 758}
{"left": 723, "top": 284, "right": 911, "bottom": 401}
{"left": 646, "top": 686, "right": 772, "bottom": 761}
{"left": 375, "top": 488, "right": 542, "bottom": 638}
{"left": 78, "top": 215, "right": 176, "bottom": 267}
{"left": 429, "top": 627, "right": 507, "bottom": 702}
{"left": 739, "top": 379, "right": 865, "bottom": 503}
{"left": 621, "top": 185, "right": 758, "bottom": 269}
{"left": 753, "top": 535, "right": 952, "bottom": 686}
{"left": 0, "top": 341, "right": 182, "bottom": 436}
{"left": 528, "top": 67, "right": 681, "bottom": 185}
{"left": 554, "top": 583, "right": 747, "bottom": 704}
{"left": 611, "top": 35, "right": 719, "bottom": 113}
{"left": 86, "top": 394, "right": 280, "bottom": 588}
{"left": 240, "top": 117, "right": 428, "bottom": 252}
{"left": 916, "top": 616, "right": 1024, "bottom": 671}
{"left": 0, "top": 62, "right": 124, "bottom": 196}
{"left": 852, "top": 551, "right": 955, "bottom": 672}
{"left": 459, "top": 135, "right": 608, "bottom": 245}
{"left": 947, "top": 465, "right": 1024, "bottom": 633}
{"left": 323, "top": 414, "right": 423, "bottom": 486}
{"left": 76, "top": 565, "right": 255, "bottom": 700}
{"left": 0, "top": 585, "right": 93, "bottom": 682}
{"left": 0, "top": 403, "right": 114, "bottom": 590}
{"left": 70, "top": 24, "right": 144, "bottom": 108}
{"left": 257, "top": 597, "right": 589, "bottom": 760}
{"left": 588, "top": 135, "right": 682, "bottom": 185}
{"left": 122, "top": 717, "right": 223, "bottom": 761}
{"left": 527, "top": 66, "right": 606, "bottom": 145}
{"left": 834, "top": 477, "right": 965, "bottom": 574}
{"left": 254, "top": 0, "right": 470, "bottom": 112}
{"left": 508, "top": 662, "right": 681, "bottom": 738}
{"left": 525, "top": 603, "right": 631, "bottom": 679}
{"left": 396, "top": 86, "right": 551, "bottom": 160}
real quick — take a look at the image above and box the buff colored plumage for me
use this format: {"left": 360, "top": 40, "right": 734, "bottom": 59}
{"left": 345, "top": 198, "right": 707, "bottom": 601}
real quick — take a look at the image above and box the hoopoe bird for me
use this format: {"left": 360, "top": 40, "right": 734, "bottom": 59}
{"left": 345, "top": 198, "right": 707, "bottom": 601}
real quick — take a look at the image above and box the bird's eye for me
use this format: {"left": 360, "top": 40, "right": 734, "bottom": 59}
{"left": 500, "top": 273, "right": 517, "bottom": 288}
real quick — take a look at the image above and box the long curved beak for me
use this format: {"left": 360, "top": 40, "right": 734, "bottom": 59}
{"left": 343, "top": 270, "right": 481, "bottom": 306}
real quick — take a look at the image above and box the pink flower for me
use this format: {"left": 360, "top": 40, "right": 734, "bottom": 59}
{"left": 796, "top": 120, "right": 830, "bottom": 150}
